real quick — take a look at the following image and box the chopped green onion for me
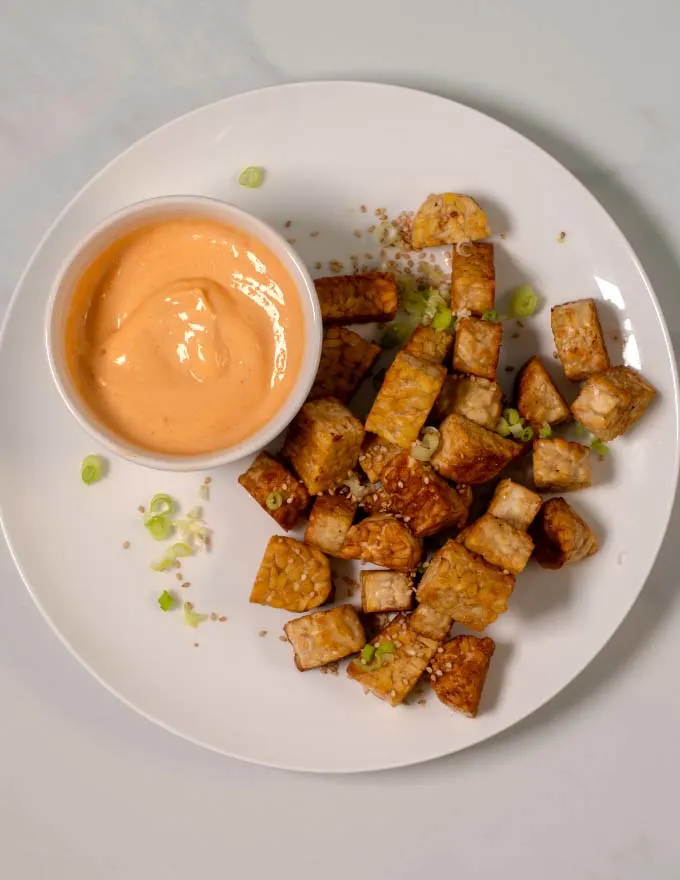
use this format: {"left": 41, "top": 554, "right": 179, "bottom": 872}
{"left": 422, "top": 291, "right": 448, "bottom": 326}
{"left": 496, "top": 417, "right": 511, "bottom": 437}
{"left": 503, "top": 408, "right": 521, "bottom": 426}
{"left": 400, "top": 284, "right": 429, "bottom": 320}
{"left": 183, "top": 602, "right": 207, "bottom": 629}
{"left": 198, "top": 484, "right": 209, "bottom": 501}
{"left": 145, "top": 514, "right": 173, "bottom": 541}
{"left": 539, "top": 423, "right": 552, "bottom": 439}
{"left": 519, "top": 426, "right": 535, "bottom": 442}
{"left": 151, "top": 554, "right": 175, "bottom": 572}
{"left": 482, "top": 309, "right": 499, "bottom": 322}
{"left": 149, "top": 493, "right": 175, "bottom": 516}
{"left": 171, "top": 542, "right": 193, "bottom": 558}
{"left": 266, "top": 491, "right": 283, "bottom": 511}
{"left": 510, "top": 284, "right": 538, "bottom": 318}
{"left": 174, "top": 516, "right": 211, "bottom": 549}
{"left": 575, "top": 422, "right": 587, "bottom": 438}
{"left": 158, "top": 590, "right": 175, "bottom": 612}
{"left": 81, "top": 454, "right": 104, "bottom": 485}
{"left": 557, "top": 231, "right": 567, "bottom": 243}
{"left": 361, "top": 645, "right": 376, "bottom": 663}
{"left": 187, "top": 506, "right": 202, "bottom": 520}
{"left": 509, "top": 422, "right": 525, "bottom": 439}
{"left": 431, "top": 304, "right": 453, "bottom": 331}
{"left": 375, "top": 641, "right": 396, "bottom": 656}
{"left": 238, "top": 166, "right": 264, "bottom": 188}
{"left": 380, "top": 322, "right": 410, "bottom": 348}
{"left": 591, "top": 437, "right": 609, "bottom": 456}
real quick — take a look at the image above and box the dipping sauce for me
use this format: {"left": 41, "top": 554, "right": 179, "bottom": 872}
{"left": 65, "top": 217, "right": 304, "bottom": 455}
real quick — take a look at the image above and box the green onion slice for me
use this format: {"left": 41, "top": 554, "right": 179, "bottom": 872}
{"left": 361, "top": 645, "right": 376, "bottom": 663}
{"left": 591, "top": 437, "right": 609, "bottom": 456}
{"left": 510, "top": 284, "right": 538, "bottom": 318}
{"left": 158, "top": 590, "right": 175, "bottom": 612}
{"left": 496, "top": 417, "right": 511, "bottom": 437}
{"left": 171, "top": 542, "right": 193, "bottom": 558}
{"left": 149, "top": 493, "right": 175, "bottom": 516}
{"left": 482, "top": 308, "right": 499, "bottom": 322}
{"left": 375, "top": 641, "right": 396, "bottom": 656}
{"left": 539, "top": 423, "right": 552, "bottom": 439}
{"left": 503, "top": 408, "right": 521, "bottom": 426}
{"left": 238, "top": 166, "right": 264, "bottom": 188}
{"left": 81, "top": 454, "right": 104, "bottom": 485}
{"left": 266, "top": 491, "right": 283, "bottom": 511}
{"left": 519, "top": 426, "right": 535, "bottom": 442}
{"left": 145, "top": 514, "right": 173, "bottom": 541}
{"left": 431, "top": 304, "right": 453, "bottom": 331}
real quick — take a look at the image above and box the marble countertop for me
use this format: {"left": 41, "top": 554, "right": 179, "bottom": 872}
{"left": 2, "top": 2, "right": 679, "bottom": 878}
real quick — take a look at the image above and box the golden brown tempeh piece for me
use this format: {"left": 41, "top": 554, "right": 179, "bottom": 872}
{"left": 304, "top": 495, "right": 357, "bottom": 556}
{"left": 411, "top": 193, "right": 490, "bottom": 249}
{"left": 487, "top": 478, "right": 542, "bottom": 532}
{"left": 453, "top": 317, "right": 503, "bottom": 380}
{"left": 431, "top": 413, "right": 522, "bottom": 484}
{"left": 238, "top": 452, "right": 309, "bottom": 531}
{"left": 516, "top": 356, "right": 571, "bottom": 427}
{"left": 451, "top": 242, "right": 495, "bottom": 315}
{"left": 458, "top": 513, "right": 534, "bottom": 575}
{"left": 430, "top": 635, "right": 495, "bottom": 717}
{"left": 360, "top": 570, "right": 414, "bottom": 613}
{"left": 284, "top": 605, "right": 366, "bottom": 670}
{"left": 533, "top": 438, "right": 592, "bottom": 492}
{"left": 433, "top": 373, "right": 503, "bottom": 430}
{"left": 250, "top": 536, "right": 332, "bottom": 612}
{"left": 339, "top": 514, "right": 423, "bottom": 571}
{"left": 551, "top": 298, "right": 610, "bottom": 381}
{"left": 315, "top": 272, "right": 398, "bottom": 324}
{"left": 570, "top": 366, "right": 656, "bottom": 441}
{"left": 532, "top": 497, "right": 599, "bottom": 569}
{"left": 402, "top": 325, "right": 453, "bottom": 365}
{"left": 309, "top": 327, "right": 380, "bottom": 403}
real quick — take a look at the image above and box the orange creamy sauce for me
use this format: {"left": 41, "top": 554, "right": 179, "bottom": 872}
{"left": 65, "top": 217, "right": 304, "bottom": 455}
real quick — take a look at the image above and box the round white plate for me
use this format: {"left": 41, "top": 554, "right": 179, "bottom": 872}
{"left": 1, "top": 82, "right": 677, "bottom": 773}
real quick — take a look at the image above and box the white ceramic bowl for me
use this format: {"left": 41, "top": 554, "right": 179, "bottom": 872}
{"left": 45, "top": 195, "right": 322, "bottom": 471}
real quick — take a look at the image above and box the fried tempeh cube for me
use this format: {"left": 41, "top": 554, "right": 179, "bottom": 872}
{"left": 250, "top": 536, "right": 332, "bottom": 612}
{"left": 431, "top": 413, "right": 522, "bottom": 484}
{"left": 315, "top": 272, "right": 398, "bottom": 325}
{"left": 410, "top": 603, "right": 453, "bottom": 641}
{"left": 453, "top": 317, "right": 502, "bottom": 380}
{"left": 361, "top": 570, "right": 413, "bottom": 613}
{"left": 459, "top": 513, "right": 534, "bottom": 575}
{"left": 284, "top": 605, "right": 366, "bottom": 670}
{"left": 433, "top": 373, "right": 503, "bottom": 430}
{"left": 570, "top": 366, "right": 656, "bottom": 441}
{"left": 430, "top": 635, "right": 495, "bottom": 717}
{"left": 339, "top": 514, "right": 423, "bottom": 571}
{"left": 551, "top": 298, "right": 610, "bottom": 381}
{"left": 283, "top": 398, "right": 364, "bottom": 495}
{"left": 357, "top": 434, "right": 401, "bottom": 482}
{"left": 304, "top": 495, "right": 357, "bottom": 556}
{"left": 417, "top": 540, "right": 515, "bottom": 631}
{"left": 368, "top": 451, "right": 468, "bottom": 537}
{"left": 411, "top": 193, "right": 490, "bottom": 249}
{"left": 365, "top": 352, "right": 446, "bottom": 449}
{"left": 347, "top": 614, "right": 440, "bottom": 706}
{"left": 451, "top": 241, "right": 495, "bottom": 315}
{"left": 516, "top": 356, "right": 571, "bottom": 427}
{"left": 402, "top": 325, "right": 453, "bottom": 365}
{"left": 532, "top": 497, "right": 599, "bottom": 569}
{"left": 487, "top": 478, "right": 542, "bottom": 531}
{"left": 533, "top": 438, "right": 592, "bottom": 492}
{"left": 238, "top": 452, "right": 309, "bottom": 531}
{"left": 309, "top": 327, "right": 380, "bottom": 403}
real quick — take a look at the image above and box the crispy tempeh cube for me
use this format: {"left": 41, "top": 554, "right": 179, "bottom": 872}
{"left": 339, "top": 514, "right": 423, "bottom": 571}
{"left": 367, "top": 451, "right": 469, "bottom": 537}
{"left": 309, "top": 327, "right": 380, "bottom": 403}
{"left": 238, "top": 452, "right": 309, "bottom": 531}
{"left": 250, "top": 536, "right": 332, "bottom": 612}
{"left": 532, "top": 497, "right": 599, "bottom": 569}
{"left": 431, "top": 413, "right": 522, "bottom": 484}
{"left": 453, "top": 317, "right": 503, "bottom": 380}
{"left": 402, "top": 325, "right": 453, "bottom": 364}
{"left": 283, "top": 398, "right": 364, "bottom": 495}
{"left": 459, "top": 513, "right": 534, "bottom": 574}
{"left": 357, "top": 434, "right": 401, "bottom": 482}
{"left": 551, "top": 299, "right": 610, "bottom": 381}
{"left": 365, "top": 352, "right": 446, "bottom": 449}
{"left": 434, "top": 373, "right": 503, "bottom": 430}
{"left": 411, "top": 193, "right": 490, "bottom": 249}
{"left": 487, "top": 478, "right": 542, "bottom": 531}
{"left": 430, "top": 635, "right": 495, "bottom": 717}
{"left": 533, "top": 438, "right": 592, "bottom": 492}
{"left": 284, "top": 605, "right": 366, "bottom": 670}
{"left": 516, "top": 356, "right": 571, "bottom": 426}
{"left": 361, "top": 570, "right": 413, "bottom": 613}
{"left": 451, "top": 241, "right": 495, "bottom": 315}
{"left": 315, "top": 272, "right": 398, "bottom": 324}
{"left": 410, "top": 603, "right": 453, "bottom": 641}
{"left": 347, "top": 614, "right": 440, "bottom": 706}
{"left": 570, "top": 366, "right": 656, "bottom": 441}
{"left": 417, "top": 540, "right": 515, "bottom": 631}
{"left": 304, "top": 495, "right": 357, "bottom": 556}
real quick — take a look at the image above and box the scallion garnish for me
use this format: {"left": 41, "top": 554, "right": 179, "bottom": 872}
{"left": 145, "top": 514, "right": 173, "bottom": 541}
{"left": 81, "top": 454, "right": 104, "bottom": 485}
{"left": 482, "top": 308, "right": 499, "bottom": 322}
{"left": 238, "top": 166, "right": 265, "bottom": 188}
{"left": 266, "top": 491, "right": 283, "bottom": 511}
{"left": 496, "top": 417, "right": 511, "bottom": 437}
{"left": 158, "top": 590, "right": 175, "bottom": 612}
{"left": 510, "top": 284, "right": 538, "bottom": 318}
{"left": 519, "top": 426, "right": 535, "bottom": 442}
{"left": 361, "top": 645, "right": 376, "bottom": 663}
{"left": 431, "top": 304, "right": 453, "bottom": 331}
{"left": 375, "top": 641, "right": 396, "bottom": 657}
{"left": 591, "top": 437, "right": 609, "bottom": 457}
{"left": 539, "top": 423, "right": 552, "bottom": 439}
{"left": 503, "top": 408, "right": 521, "bottom": 426}
{"left": 183, "top": 602, "right": 207, "bottom": 629}
{"left": 149, "top": 493, "right": 175, "bottom": 516}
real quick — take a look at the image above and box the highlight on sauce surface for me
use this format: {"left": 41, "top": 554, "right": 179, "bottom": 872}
{"left": 64, "top": 217, "right": 304, "bottom": 455}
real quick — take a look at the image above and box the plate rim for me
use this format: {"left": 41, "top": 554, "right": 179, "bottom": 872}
{"left": 1, "top": 80, "right": 678, "bottom": 773}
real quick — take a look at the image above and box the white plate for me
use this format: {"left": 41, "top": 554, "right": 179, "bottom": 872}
{"left": 1, "top": 82, "right": 677, "bottom": 773}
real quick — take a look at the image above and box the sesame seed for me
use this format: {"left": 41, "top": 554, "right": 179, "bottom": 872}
{"left": 418, "top": 699, "right": 427, "bottom": 706}
{"left": 284, "top": 220, "right": 292, "bottom": 228}
{"left": 138, "top": 505, "right": 145, "bottom": 514}
{"left": 425, "top": 666, "right": 433, "bottom": 673}
{"left": 176, "top": 572, "right": 183, "bottom": 581}
{"left": 424, "top": 477, "right": 430, "bottom": 485}
{"left": 314, "top": 261, "right": 322, "bottom": 270}
{"left": 360, "top": 205, "right": 367, "bottom": 213}
{"left": 181, "top": 582, "right": 191, "bottom": 588}
{"left": 122, "top": 541, "right": 130, "bottom": 550}
{"left": 210, "top": 612, "right": 217, "bottom": 621}
{"left": 279, "top": 635, "right": 288, "bottom": 642}
{"left": 389, "top": 689, "right": 397, "bottom": 697}
{"left": 286, "top": 497, "right": 294, "bottom": 504}
{"left": 194, "top": 643, "right": 199, "bottom": 648}
{"left": 219, "top": 616, "right": 227, "bottom": 622}
{"left": 286, "top": 237, "right": 296, "bottom": 245}
{"left": 437, "top": 647, "right": 444, "bottom": 653}
{"left": 353, "top": 230, "right": 362, "bottom": 238}
{"left": 259, "top": 630, "right": 268, "bottom": 637}
{"left": 204, "top": 476, "right": 212, "bottom": 485}
{"left": 329, "top": 260, "right": 344, "bottom": 273}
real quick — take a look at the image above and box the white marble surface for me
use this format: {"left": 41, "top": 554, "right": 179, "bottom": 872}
{"left": 1, "top": 1, "right": 679, "bottom": 877}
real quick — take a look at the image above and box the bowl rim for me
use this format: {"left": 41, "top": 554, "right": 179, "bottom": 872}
{"left": 44, "top": 194, "right": 323, "bottom": 471}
